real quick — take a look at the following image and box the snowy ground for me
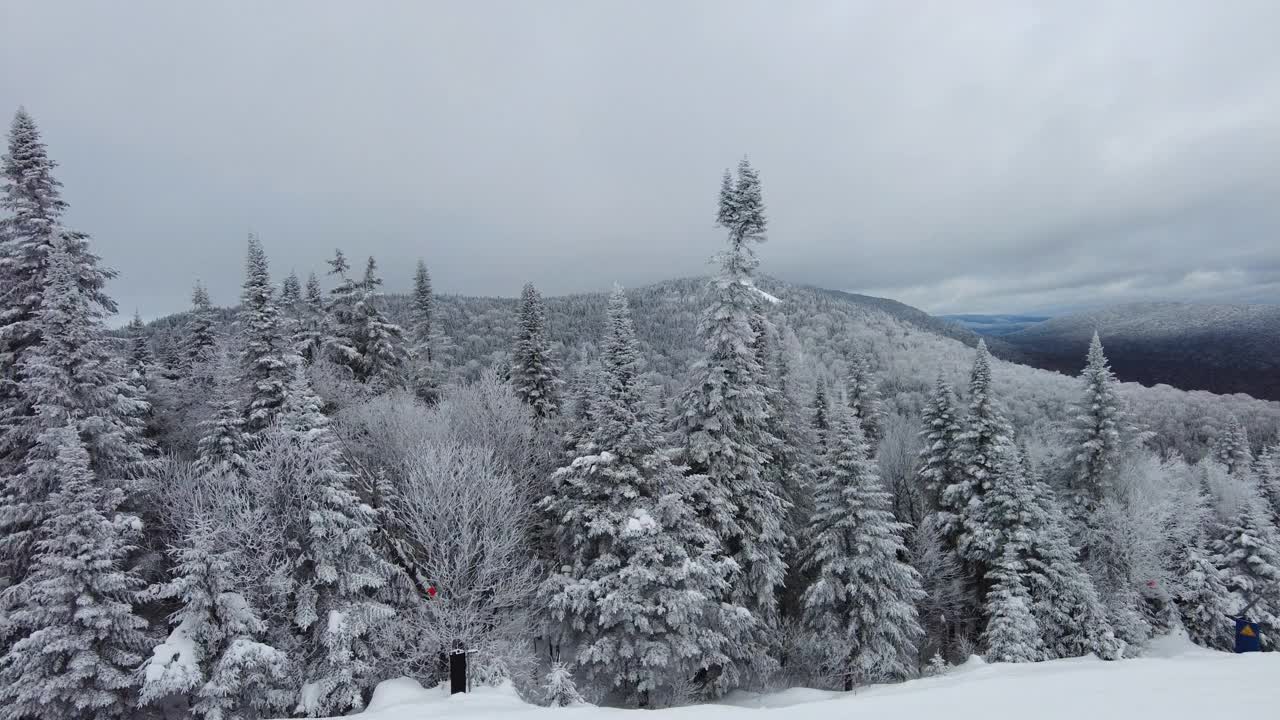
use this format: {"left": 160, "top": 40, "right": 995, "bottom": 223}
{"left": 299, "top": 634, "right": 1277, "bottom": 720}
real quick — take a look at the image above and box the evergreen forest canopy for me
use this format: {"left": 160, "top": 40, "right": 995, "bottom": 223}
{"left": 2, "top": 108, "right": 1280, "bottom": 718}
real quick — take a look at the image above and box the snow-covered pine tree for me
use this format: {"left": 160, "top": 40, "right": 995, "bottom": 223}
{"left": 1066, "top": 332, "right": 1130, "bottom": 515}
{"left": 0, "top": 424, "right": 149, "bottom": 720}
{"left": 801, "top": 407, "right": 924, "bottom": 689}
{"left": 1257, "top": 441, "right": 1280, "bottom": 524}
{"left": 1175, "top": 502, "right": 1235, "bottom": 651}
{"left": 511, "top": 282, "right": 561, "bottom": 419}
{"left": 280, "top": 270, "right": 302, "bottom": 309}
{"left": 812, "top": 378, "right": 831, "bottom": 453}
{"left": 184, "top": 281, "right": 219, "bottom": 377}
{"left": 1212, "top": 416, "right": 1253, "bottom": 476}
{"left": 410, "top": 258, "right": 439, "bottom": 403}
{"left": 945, "top": 340, "right": 1012, "bottom": 566}
{"left": 981, "top": 545, "right": 1042, "bottom": 663}
{"left": 238, "top": 235, "right": 289, "bottom": 434}
{"left": 257, "top": 360, "right": 393, "bottom": 716}
{"left": 195, "top": 346, "right": 251, "bottom": 478}
{"left": 542, "top": 287, "right": 751, "bottom": 706}
{"left": 0, "top": 109, "right": 118, "bottom": 480}
{"left": 917, "top": 374, "right": 961, "bottom": 512}
{"left": 295, "top": 272, "right": 328, "bottom": 363}
{"left": 543, "top": 662, "right": 585, "bottom": 707}
{"left": 677, "top": 159, "right": 786, "bottom": 641}
{"left": 126, "top": 311, "right": 153, "bottom": 379}
{"left": 1212, "top": 499, "right": 1280, "bottom": 648}
{"left": 352, "top": 257, "right": 409, "bottom": 391}
{"left": 0, "top": 237, "right": 148, "bottom": 584}
{"left": 140, "top": 514, "right": 290, "bottom": 719}
{"left": 843, "top": 351, "right": 884, "bottom": 446}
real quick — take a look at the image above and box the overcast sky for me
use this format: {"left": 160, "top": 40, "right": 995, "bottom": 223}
{"left": 3, "top": 1, "right": 1279, "bottom": 318}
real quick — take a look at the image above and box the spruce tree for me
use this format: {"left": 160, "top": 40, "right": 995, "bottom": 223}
{"left": 257, "top": 360, "right": 393, "bottom": 716}
{"left": 1066, "top": 333, "right": 1130, "bottom": 514}
{"left": 1, "top": 238, "right": 148, "bottom": 584}
{"left": 511, "top": 282, "right": 561, "bottom": 419}
{"left": 801, "top": 408, "right": 924, "bottom": 689}
{"left": 238, "top": 235, "right": 289, "bottom": 434}
{"left": 0, "top": 425, "right": 150, "bottom": 720}
{"left": 0, "top": 109, "right": 117, "bottom": 479}
{"left": 295, "top": 272, "right": 327, "bottom": 363}
{"left": 140, "top": 515, "right": 289, "bottom": 719}
{"left": 844, "top": 351, "right": 884, "bottom": 446}
{"left": 1176, "top": 523, "right": 1234, "bottom": 651}
{"left": 410, "top": 258, "right": 439, "bottom": 402}
{"left": 543, "top": 288, "right": 750, "bottom": 706}
{"left": 1211, "top": 416, "right": 1253, "bottom": 476}
{"left": 184, "top": 282, "right": 218, "bottom": 375}
{"left": 945, "top": 340, "right": 1012, "bottom": 565}
{"left": 194, "top": 347, "right": 251, "bottom": 478}
{"left": 917, "top": 374, "right": 961, "bottom": 511}
{"left": 323, "top": 252, "right": 409, "bottom": 390}
{"left": 981, "top": 546, "right": 1042, "bottom": 663}
{"left": 1212, "top": 500, "right": 1280, "bottom": 647}
{"left": 126, "top": 311, "right": 153, "bottom": 378}
{"left": 676, "top": 158, "right": 786, "bottom": 656}
{"left": 812, "top": 378, "right": 831, "bottom": 453}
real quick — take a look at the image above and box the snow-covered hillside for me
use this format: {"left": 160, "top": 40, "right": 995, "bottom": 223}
{"left": 304, "top": 635, "right": 1277, "bottom": 720}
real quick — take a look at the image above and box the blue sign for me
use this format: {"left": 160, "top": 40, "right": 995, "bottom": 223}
{"left": 1235, "top": 617, "right": 1261, "bottom": 653}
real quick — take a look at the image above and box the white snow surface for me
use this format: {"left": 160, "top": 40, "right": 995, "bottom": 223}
{"left": 288, "top": 634, "right": 1278, "bottom": 720}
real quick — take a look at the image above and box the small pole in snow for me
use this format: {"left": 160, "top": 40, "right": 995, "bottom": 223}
{"left": 450, "top": 642, "right": 467, "bottom": 695}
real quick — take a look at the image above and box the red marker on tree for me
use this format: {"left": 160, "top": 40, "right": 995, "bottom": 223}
{"left": 427, "top": 586, "right": 437, "bottom": 599}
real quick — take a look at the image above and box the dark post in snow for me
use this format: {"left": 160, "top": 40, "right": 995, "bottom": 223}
{"left": 450, "top": 642, "right": 467, "bottom": 694}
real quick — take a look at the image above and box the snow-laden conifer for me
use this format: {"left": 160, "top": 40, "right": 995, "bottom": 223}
{"left": 1066, "top": 333, "right": 1132, "bottom": 513}
{"left": 0, "top": 425, "right": 149, "bottom": 720}
{"left": 195, "top": 346, "right": 251, "bottom": 478}
{"left": 0, "top": 109, "right": 117, "bottom": 477}
{"left": 252, "top": 359, "right": 393, "bottom": 716}
{"left": 945, "top": 340, "right": 1012, "bottom": 563}
{"left": 1212, "top": 498, "right": 1280, "bottom": 648}
{"left": 184, "top": 281, "right": 219, "bottom": 374}
{"left": 982, "top": 546, "right": 1042, "bottom": 664}
{"left": 917, "top": 374, "right": 961, "bottom": 511}
{"left": 543, "top": 287, "right": 750, "bottom": 706}
{"left": 801, "top": 407, "right": 924, "bottom": 689}
{"left": 511, "top": 282, "right": 561, "bottom": 419}
{"left": 141, "top": 514, "right": 289, "bottom": 719}
{"left": 410, "top": 258, "right": 440, "bottom": 402}
{"left": 1211, "top": 416, "right": 1253, "bottom": 476}
{"left": 238, "top": 235, "right": 289, "bottom": 434}
{"left": 844, "top": 350, "right": 884, "bottom": 445}
{"left": 676, "top": 159, "right": 786, "bottom": 647}
{"left": 543, "top": 662, "right": 585, "bottom": 707}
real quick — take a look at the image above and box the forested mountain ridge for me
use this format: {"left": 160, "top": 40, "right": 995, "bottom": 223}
{"left": 996, "top": 302, "right": 1280, "bottom": 401}
{"left": 139, "top": 275, "right": 1280, "bottom": 462}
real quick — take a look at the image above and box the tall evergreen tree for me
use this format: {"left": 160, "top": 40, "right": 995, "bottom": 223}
{"left": 410, "top": 258, "right": 439, "bottom": 402}
{"left": 294, "top": 272, "right": 327, "bottom": 363}
{"left": 676, "top": 158, "right": 786, "bottom": 652}
{"left": 1212, "top": 499, "right": 1280, "bottom": 648}
{"left": 0, "top": 109, "right": 119, "bottom": 478}
{"left": 511, "top": 282, "right": 561, "bottom": 419}
{"left": 323, "top": 252, "right": 409, "bottom": 390}
{"left": 945, "top": 340, "right": 1012, "bottom": 565}
{"left": 843, "top": 351, "right": 884, "bottom": 446}
{"left": 1175, "top": 489, "right": 1234, "bottom": 651}
{"left": 238, "top": 235, "right": 289, "bottom": 434}
{"left": 184, "top": 282, "right": 218, "bottom": 375}
{"left": 256, "top": 361, "right": 393, "bottom": 716}
{"left": 801, "top": 408, "right": 924, "bottom": 689}
{"left": 1211, "top": 416, "right": 1253, "bottom": 476}
{"left": 140, "top": 514, "right": 289, "bottom": 719}
{"left": 194, "top": 346, "right": 250, "bottom": 478}
{"left": 981, "top": 546, "right": 1042, "bottom": 663}
{"left": 917, "top": 374, "right": 961, "bottom": 511}
{"left": 543, "top": 287, "right": 750, "bottom": 706}
{"left": 812, "top": 378, "right": 831, "bottom": 453}
{"left": 0, "top": 425, "right": 149, "bottom": 720}
{"left": 1, "top": 238, "right": 148, "bottom": 584}
{"left": 1067, "top": 332, "right": 1131, "bottom": 515}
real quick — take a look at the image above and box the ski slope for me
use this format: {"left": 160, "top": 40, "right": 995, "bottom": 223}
{"left": 302, "top": 634, "right": 1277, "bottom": 720}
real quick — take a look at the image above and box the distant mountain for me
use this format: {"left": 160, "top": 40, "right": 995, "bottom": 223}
{"left": 998, "top": 302, "right": 1280, "bottom": 401}
{"left": 941, "top": 313, "right": 1053, "bottom": 337}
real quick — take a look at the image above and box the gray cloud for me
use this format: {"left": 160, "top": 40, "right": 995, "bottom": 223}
{"left": 2, "top": 1, "right": 1278, "bottom": 319}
